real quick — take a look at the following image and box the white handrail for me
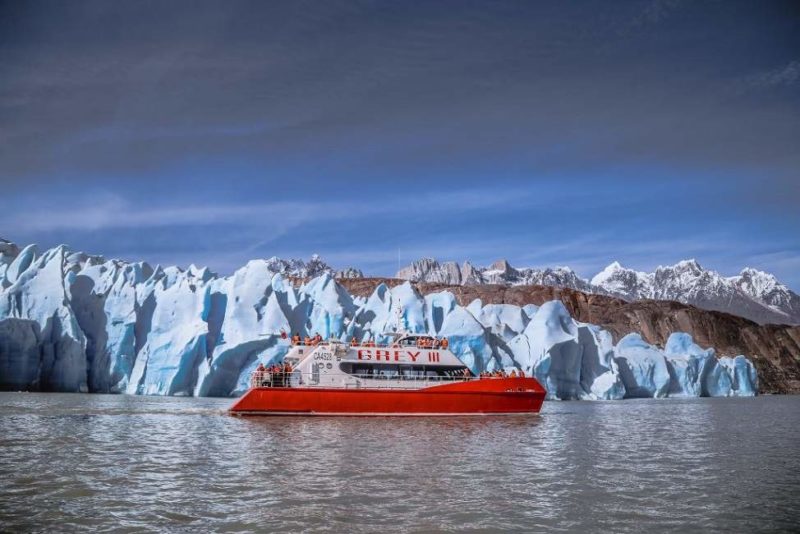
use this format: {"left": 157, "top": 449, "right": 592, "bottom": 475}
{"left": 289, "top": 340, "right": 450, "bottom": 350}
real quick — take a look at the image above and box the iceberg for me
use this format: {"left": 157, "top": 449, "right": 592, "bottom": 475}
{"left": 194, "top": 262, "right": 295, "bottom": 397}
{"left": 508, "top": 301, "right": 624, "bottom": 400}
{"left": 663, "top": 332, "right": 731, "bottom": 397}
{"left": 68, "top": 260, "right": 156, "bottom": 392}
{"left": 719, "top": 355, "right": 758, "bottom": 396}
{"left": 126, "top": 269, "right": 211, "bottom": 396}
{"left": 0, "top": 242, "right": 760, "bottom": 399}
{"left": 427, "top": 291, "right": 493, "bottom": 373}
{"left": 0, "top": 246, "right": 88, "bottom": 392}
{"left": 614, "top": 334, "right": 671, "bottom": 398}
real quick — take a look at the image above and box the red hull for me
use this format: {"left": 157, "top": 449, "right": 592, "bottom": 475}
{"left": 229, "top": 377, "right": 546, "bottom": 416}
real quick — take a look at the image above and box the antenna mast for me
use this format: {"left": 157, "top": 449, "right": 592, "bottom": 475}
{"left": 395, "top": 303, "right": 405, "bottom": 334}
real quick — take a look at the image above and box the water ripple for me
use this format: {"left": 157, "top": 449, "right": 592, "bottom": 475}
{"left": 0, "top": 393, "right": 798, "bottom": 532}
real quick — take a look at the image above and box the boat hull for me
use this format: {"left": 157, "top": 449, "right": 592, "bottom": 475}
{"left": 229, "top": 377, "right": 546, "bottom": 416}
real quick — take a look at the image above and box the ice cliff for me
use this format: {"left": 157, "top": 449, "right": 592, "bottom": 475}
{"left": 0, "top": 244, "right": 758, "bottom": 399}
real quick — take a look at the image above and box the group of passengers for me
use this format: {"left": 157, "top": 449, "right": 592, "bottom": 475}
{"left": 416, "top": 337, "right": 449, "bottom": 349}
{"left": 291, "top": 333, "right": 324, "bottom": 346}
{"left": 290, "top": 332, "right": 451, "bottom": 350}
{"left": 348, "top": 336, "right": 449, "bottom": 349}
{"left": 254, "top": 361, "right": 294, "bottom": 387}
{"left": 479, "top": 369, "right": 525, "bottom": 379}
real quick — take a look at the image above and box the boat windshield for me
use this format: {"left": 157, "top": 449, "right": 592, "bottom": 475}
{"left": 393, "top": 336, "right": 421, "bottom": 347}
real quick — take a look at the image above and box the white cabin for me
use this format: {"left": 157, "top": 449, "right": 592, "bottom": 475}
{"left": 256, "top": 334, "right": 472, "bottom": 390}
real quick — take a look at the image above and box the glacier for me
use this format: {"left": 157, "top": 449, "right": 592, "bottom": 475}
{"left": 0, "top": 244, "right": 759, "bottom": 399}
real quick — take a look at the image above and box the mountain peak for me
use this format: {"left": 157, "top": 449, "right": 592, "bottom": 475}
{"left": 488, "top": 259, "right": 513, "bottom": 273}
{"left": 672, "top": 259, "right": 703, "bottom": 271}
{"left": 591, "top": 261, "right": 625, "bottom": 285}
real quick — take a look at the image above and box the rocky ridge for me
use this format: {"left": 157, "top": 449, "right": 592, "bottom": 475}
{"left": 397, "top": 257, "right": 800, "bottom": 325}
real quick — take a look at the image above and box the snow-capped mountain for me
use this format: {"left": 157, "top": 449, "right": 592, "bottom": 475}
{"left": 397, "top": 258, "right": 593, "bottom": 292}
{"left": 592, "top": 260, "right": 800, "bottom": 325}
{"left": 261, "top": 254, "right": 332, "bottom": 279}
{"left": 335, "top": 267, "right": 365, "bottom": 279}
{"left": 590, "top": 261, "right": 652, "bottom": 299}
{"left": 733, "top": 268, "right": 800, "bottom": 317}
{"left": 398, "top": 257, "right": 800, "bottom": 325}
{"left": 0, "top": 241, "right": 757, "bottom": 398}
{"left": 255, "top": 254, "right": 362, "bottom": 280}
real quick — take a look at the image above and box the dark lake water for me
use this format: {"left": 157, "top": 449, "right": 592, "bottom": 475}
{"left": 0, "top": 393, "right": 798, "bottom": 532}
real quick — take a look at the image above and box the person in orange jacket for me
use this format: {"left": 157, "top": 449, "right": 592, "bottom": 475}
{"left": 441, "top": 337, "right": 449, "bottom": 350}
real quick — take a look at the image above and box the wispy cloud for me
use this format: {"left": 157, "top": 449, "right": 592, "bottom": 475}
{"left": 630, "top": 0, "right": 683, "bottom": 28}
{"left": 2, "top": 194, "right": 316, "bottom": 233}
{"left": 743, "top": 60, "right": 800, "bottom": 89}
{"left": 1, "top": 184, "right": 541, "bottom": 235}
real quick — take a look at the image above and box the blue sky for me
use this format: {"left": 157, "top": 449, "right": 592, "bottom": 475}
{"left": 1, "top": 1, "right": 799, "bottom": 288}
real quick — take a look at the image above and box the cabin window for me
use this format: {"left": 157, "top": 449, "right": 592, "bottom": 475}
{"left": 339, "top": 362, "right": 465, "bottom": 379}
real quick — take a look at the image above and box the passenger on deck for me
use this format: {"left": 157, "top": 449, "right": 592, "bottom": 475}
{"left": 350, "top": 336, "right": 358, "bottom": 346}
{"left": 518, "top": 369, "right": 526, "bottom": 378}
{"left": 283, "top": 361, "right": 293, "bottom": 386}
{"left": 314, "top": 333, "right": 323, "bottom": 345}
{"left": 255, "top": 362, "right": 266, "bottom": 386}
{"left": 304, "top": 335, "right": 312, "bottom": 346}
{"left": 291, "top": 333, "right": 301, "bottom": 345}
{"left": 462, "top": 367, "right": 471, "bottom": 379}
{"left": 441, "top": 337, "right": 449, "bottom": 350}
{"left": 510, "top": 369, "right": 518, "bottom": 378}
{"left": 264, "top": 364, "right": 272, "bottom": 386}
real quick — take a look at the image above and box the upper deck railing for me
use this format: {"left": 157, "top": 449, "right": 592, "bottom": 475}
{"left": 289, "top": 338, "right": 449, "bottom": 350}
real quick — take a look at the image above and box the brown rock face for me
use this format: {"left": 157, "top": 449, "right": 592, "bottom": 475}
{"left": 338, "top": 278, "right": 800, "bottom": 394}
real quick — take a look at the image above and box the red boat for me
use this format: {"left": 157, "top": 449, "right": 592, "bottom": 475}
{"left": 229, "top": 333, "right": 546, "bottom": 416}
